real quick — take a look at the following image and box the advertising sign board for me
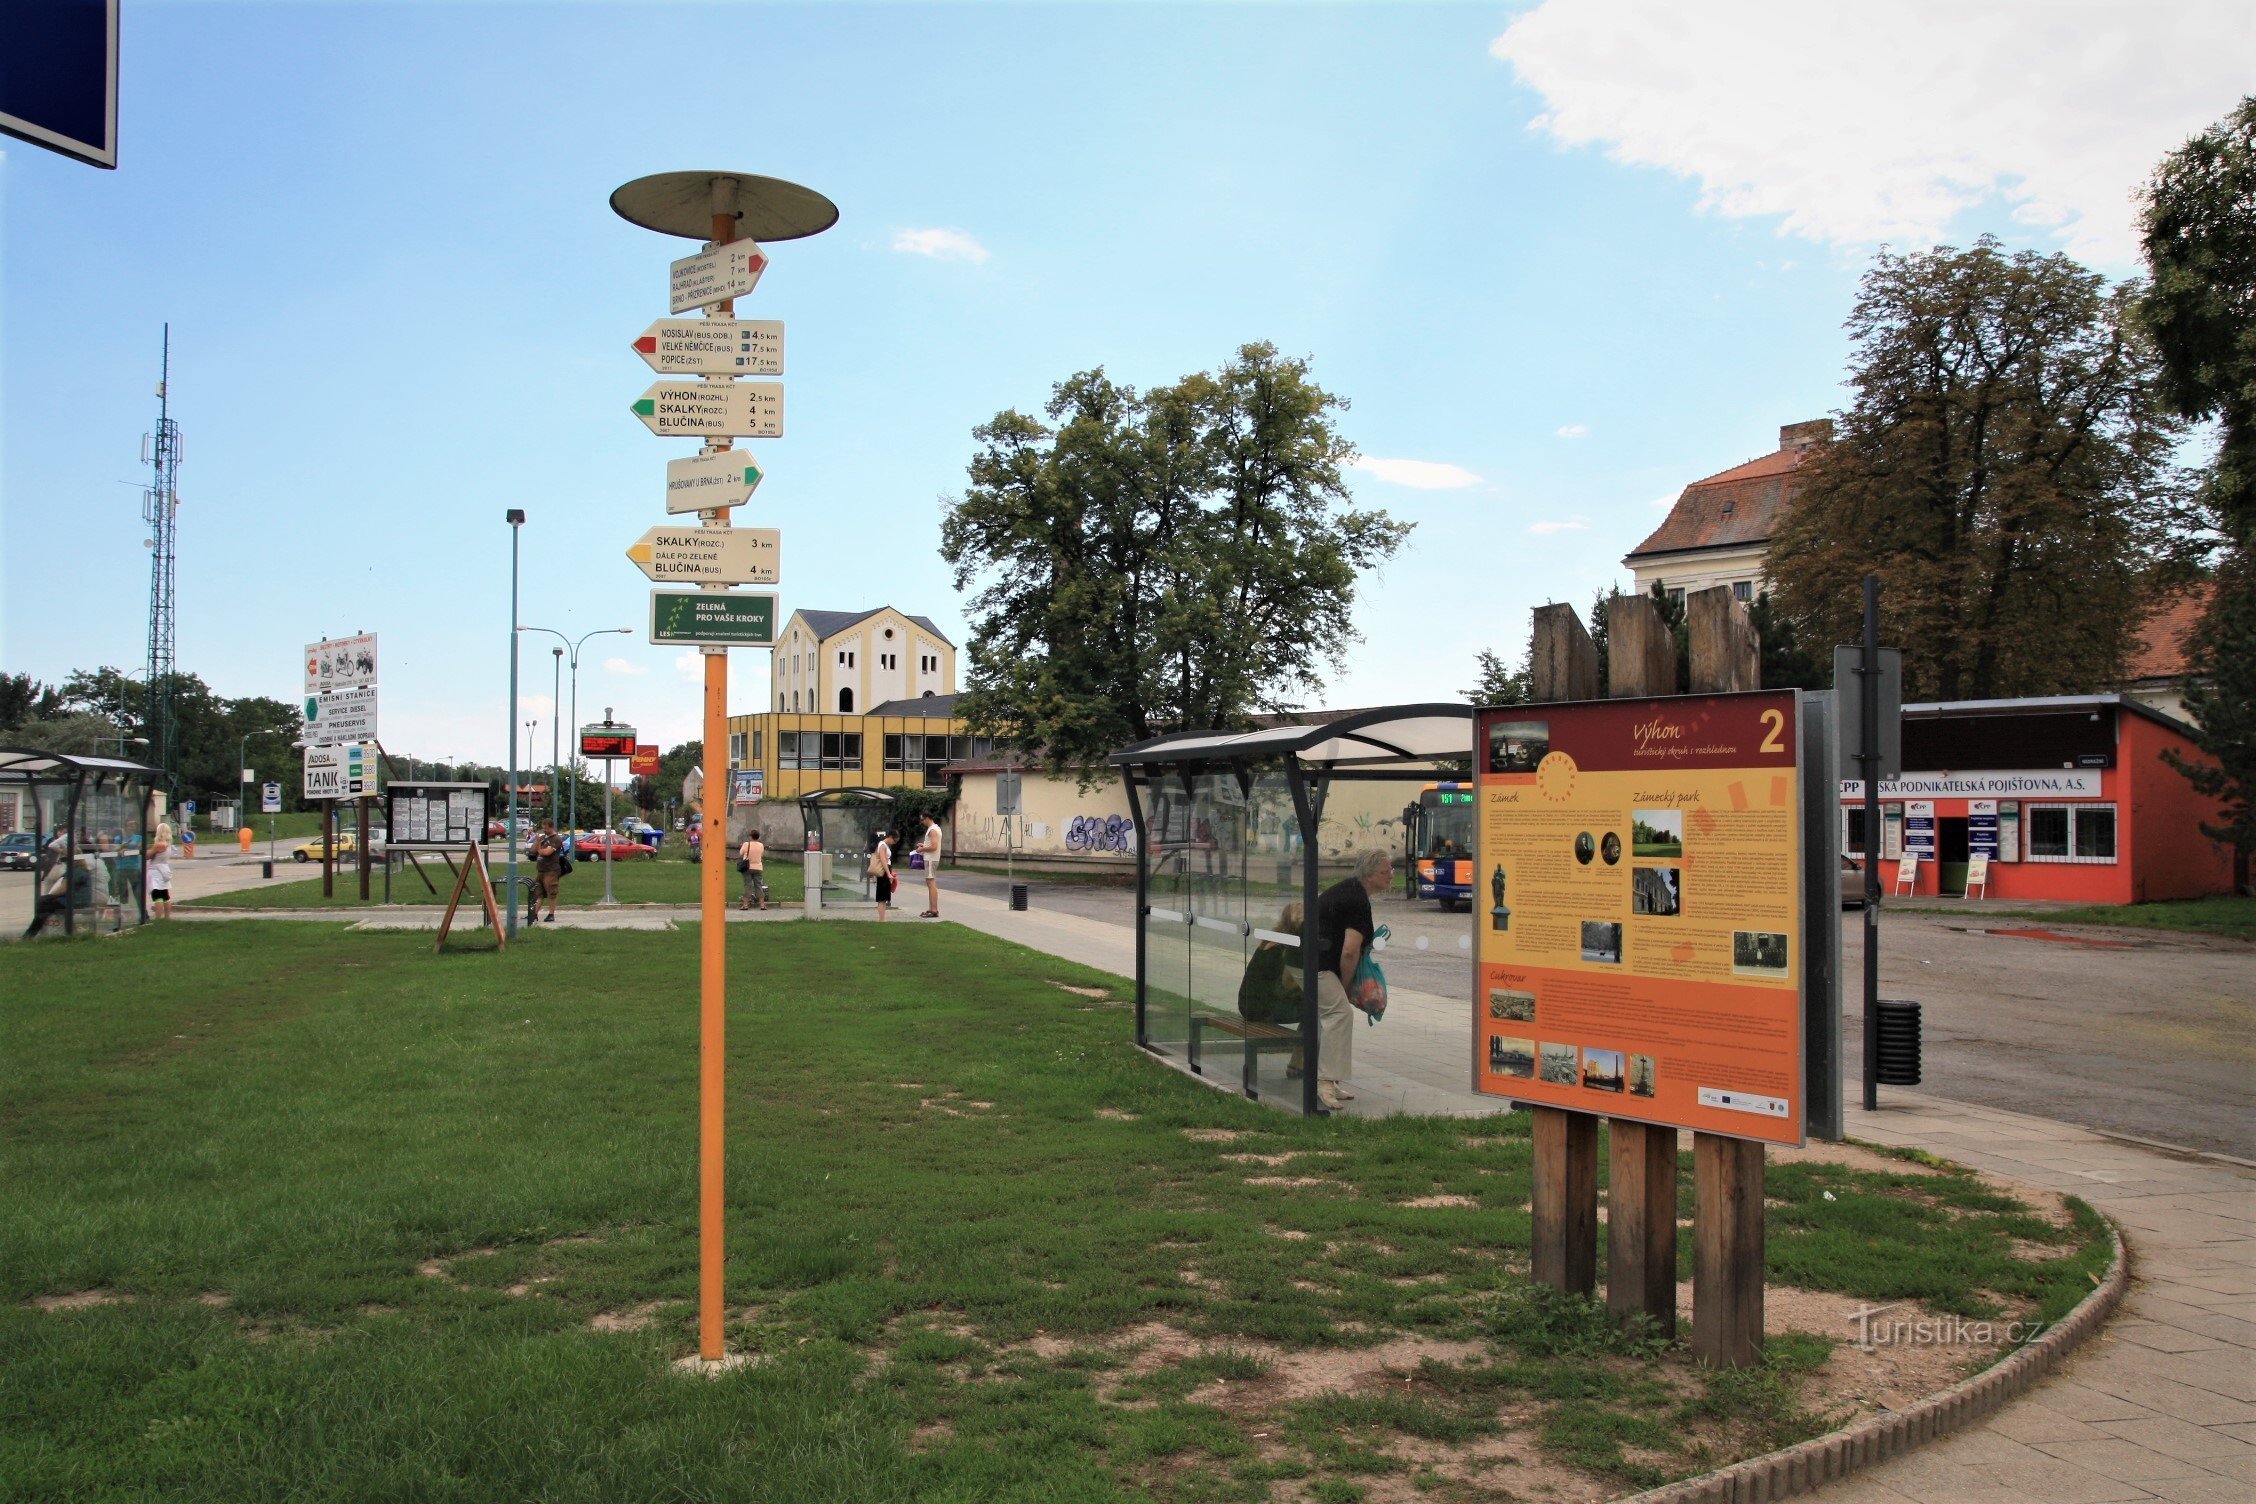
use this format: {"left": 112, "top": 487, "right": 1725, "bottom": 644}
{"left": 1968, "top": 799, "right": 2000, "bottom": 859}
{"left": 648, "top": 589, "right": 778, "bottom": 647}
{"left": 1903, "top": 800, "right": 1937, "bottom": 859}
{"left": 629, "top": 744, "right": 660, "bottom": 777}
{"left": 304, "top": 743, "right": 372, "bottom": 800}
{"left": 1473, "top": 691, "right": 1806, "bottom": 1146}
{"left": 581, "top": 725, "right": 639, "bottom": 760}
{"left": 730, "top": 769, "right": 764, "bottom": 806}
{"left": 303, "top": 686, "right": 378, "bottom": 743}
{"left": 384, "top": 781, "right": 492, "bottom": 849}
{"left": 304, "top": 634, "right": 378, "bottom": 694}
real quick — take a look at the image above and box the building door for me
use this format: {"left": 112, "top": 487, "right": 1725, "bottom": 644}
{"left": 1939, "top": 817, "right": 1970, "bottom": 895}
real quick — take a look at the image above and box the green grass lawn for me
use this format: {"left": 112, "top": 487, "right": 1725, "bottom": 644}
{"left": 185, "top": 855, "right": 805, "bottom": 910}
{"left": 1971, "top": 895, "right": 2256, "bottom": 941}
{"left": 2, "top": 923, "right": 2109, "bottom": 1502}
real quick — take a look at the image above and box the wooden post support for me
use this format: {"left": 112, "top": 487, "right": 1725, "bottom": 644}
{"left": 1687, "top": 584, "right": 1765, "bottom": 1366}
{"left": 1531, "top": 1104, "right": 1598, "bottom": 1297}
{"left": 1605, "top": 590, "right": 1682, "bottom": 1334}
{"left": 434, "top": 843, "right": 504, "bottom": 952}
{"left": 1693, "top": 1133, "right": 1765, "bottom": 1367}
{"left": 1527, "top": 600, "right": 1602, "bottom": 1298}
{"left": 1686, "top": 586, "right": 1760, "bottom": 693}
{"left": 1530, "top": 602, "right": 1599, "bottom": 702}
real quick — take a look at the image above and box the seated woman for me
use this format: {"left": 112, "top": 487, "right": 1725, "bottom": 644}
{"left": 1236, "top": 902, "right": 1305, "bottom": 1027}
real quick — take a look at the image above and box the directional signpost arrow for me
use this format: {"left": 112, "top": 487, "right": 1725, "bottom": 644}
{"left": 666, "top": 449, "right": 765, "bottom": 514}
{"left": 632, "top": 381, "right": 783, "bottom": 438}
{"left": 626, "top": 524, "right": 781, "bottom": 585}
{"left": 634, "top": 318, "right": 784, "bottom": 376}
{"left": 670, "top": 239, "right": 767, "bottom": 313}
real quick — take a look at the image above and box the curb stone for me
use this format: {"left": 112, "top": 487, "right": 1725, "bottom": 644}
{"left": 1616, "top": 1218, "right": 2130, "bottom": 1504}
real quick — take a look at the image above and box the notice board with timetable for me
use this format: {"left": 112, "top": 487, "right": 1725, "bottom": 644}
{"left": 1473, "top": 691, "right": 1806, "bottom": 1146}
{"left": 383, "top": 782, "right": 492, "bottom": 850}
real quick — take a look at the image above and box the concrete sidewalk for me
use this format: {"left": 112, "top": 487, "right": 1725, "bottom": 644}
{"left": 939, "top": 886, "right": 2256, "bottom": 1504}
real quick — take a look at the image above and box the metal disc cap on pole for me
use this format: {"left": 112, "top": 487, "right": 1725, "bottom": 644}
{"left": 614, "top": 168, "right": 834, "bottom": 1376}
{"left": 610, "top": 172, "right": 839, "bottom": 242}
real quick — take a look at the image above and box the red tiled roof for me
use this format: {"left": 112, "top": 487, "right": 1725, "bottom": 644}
{"left": 2124, "top": 581, "right": 2215, "bottom": 683}
{"left": 1626, "top": 444, "right": 1811, "bottom": 560}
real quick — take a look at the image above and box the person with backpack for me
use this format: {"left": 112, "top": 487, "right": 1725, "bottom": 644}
{"left": 528, "top": 820, "right": 567, "bottom": 924}
{"left": 737, "top": 828, "right": 768, "bottom": 911}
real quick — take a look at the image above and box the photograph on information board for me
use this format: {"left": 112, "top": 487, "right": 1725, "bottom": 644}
{"left": 1472, "top": 690, "right": 1804, "bottom": 1146}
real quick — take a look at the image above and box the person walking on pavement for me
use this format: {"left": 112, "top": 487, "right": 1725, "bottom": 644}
{"left": 737, "top": 828, "right": 768, "bottom": 910}
{"left": 1313, "top": 847, "right": 1393, "bottom": 1111}
{"left": 528, "top": 819, "right": 565, "bottom": 925}
{"left": 915, "top": 812, "right": 943, "bottom": 918}
{"left": 867, "top": 828, "right": 898, "bottom": 920}
{"left": 146, "top": 821, "right": 174, "bottom": 921}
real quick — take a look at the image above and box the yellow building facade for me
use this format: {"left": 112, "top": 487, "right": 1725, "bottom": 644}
{"left": 768, "top": 606, "right": 957, "bottom": 717}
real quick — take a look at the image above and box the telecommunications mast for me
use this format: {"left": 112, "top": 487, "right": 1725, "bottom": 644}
{"left": 141, "top": 325, "right": 181, "bottom": 790}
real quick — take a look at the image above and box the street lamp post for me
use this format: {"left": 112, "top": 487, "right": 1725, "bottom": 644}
{"left": 505, "top": 509, "right": 525, "bottom": 937}
{"left": 516, "top": 624, "right": 633, "bottom": 834}
{"left": 239, "top": 722, "right": 294, "bottom": 863}
{"left": 551, "top": 648, "right": 564, "bottom": 830}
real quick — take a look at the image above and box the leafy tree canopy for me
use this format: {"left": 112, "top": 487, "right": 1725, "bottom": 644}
{"left": 1766, "top": 236, "right": 2193, "bottom": 702}
{"left": 940, "top": 342, "right": 1410, "bottom": 777}
{"left": 2164, "top": 559, "right": 2256, "bottom": 888}
{"left": 2138, "top": 94, "right": 2256, "bottom": 543}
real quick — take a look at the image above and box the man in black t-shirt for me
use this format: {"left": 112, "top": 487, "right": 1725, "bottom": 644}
{"left": 1313, "top": 847, "right": 1394, "bottom": 1110}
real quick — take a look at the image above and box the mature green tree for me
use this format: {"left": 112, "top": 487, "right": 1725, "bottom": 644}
{"left": 941, "top": 343, "right": 1410, "bottom": 776}
{"left": 2138, "top": 95, "right": 2255, "bottom": 544}
{"left": 0, "top": 673, "right": 63, "bottom": 733}
{"left": 1464, "top": 648, "right": 1530, "bottom": 705}
{"left": 2164, "top": 559, "right": 2256, "bottom": 892}
{"left": 1767, "top": 237, "right": 2190, "bottom": 701}
{"left": 10, "top": 713, "right": 129, "bottom": 757}
{"left": 1748, "top": 591, "right": 1826, "bottom": 690}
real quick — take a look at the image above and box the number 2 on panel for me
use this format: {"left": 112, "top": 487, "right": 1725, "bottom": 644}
{"left": 1758, "top": 708, "right": 1786, "bottom": 753}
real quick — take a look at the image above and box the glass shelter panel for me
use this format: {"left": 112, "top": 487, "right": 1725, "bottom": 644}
{"left": 1241, "top": 767, "right": 1307, "bottom": 1105}
{"left": 1139, "top": 778, "right": 1196, "bottom": 1058}
{"left": 1184, "top": 772, "right": 1253, "bottom": 1092}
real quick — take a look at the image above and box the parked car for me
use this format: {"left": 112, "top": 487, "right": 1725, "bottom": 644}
{"left": 574, "top": 831, "right": 654, "bottom": 861}
{"left": 0, "top": 831, "right": 39, "bottom": 871}
{"left": 1841, "top": 854, "right": 1867, "bottom": 910}
{"left": 293, "top": 831, "right": 385, "bottom": 863}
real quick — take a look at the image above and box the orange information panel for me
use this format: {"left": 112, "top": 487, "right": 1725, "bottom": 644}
{"left": 1472, "top": 691, "right": 1805, "bottom": 1146}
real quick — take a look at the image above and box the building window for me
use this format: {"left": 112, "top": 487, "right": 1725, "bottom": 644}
{"left": 1733, "top": 581, "right": 1752, "bottom": 602}
{"left": 1843, "top": 806, "right": 1870, "bottom": 859}
{"left": 884, "top": 733, "right": 904, "bottom": 772}
{"left": 2027, "top": 803, "right": 2116, "bottom": 863}
{"left": 838, "top": 688, "right": 854, "bottom": 713}
{"left": 778, "top": 731, "right": 801, "bottom": 770}
{"left": 791, "top": 691, "right": 800, "bottom": 712}
{"left": 728, "top": 732, "right": 747, "bottom": 766}
{"left": 843, "top": 733, "right": 862, "bottom": 771}
{"left": 1666, "top": 587, "right": 1685, "bottom": 610}
{"left": 749, "top": 731, "right": 761, "bottom": 763}
{"left": 880, "top": 652, "right": 897, "bottom": 670}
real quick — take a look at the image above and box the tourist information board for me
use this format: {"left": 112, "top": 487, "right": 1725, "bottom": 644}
{"left": 632, "top": 381, "right": 784, "bottom": 438}
{"left": 633, "top": 318, "right": 784, "bottom": 376}
{"left": 384, "top": 781, "right": 491, "bottom": 849}
{"left": 648, "top": 589, "right": 778, "bottom": 647}
{"left": 1472, "top": 691, "right": 1806, "bottom": 1146}
{"left": 666, "top": 450, "right": 764, "bottom": 514}
{"left": 625, "top": 524, "right": 780, "bottom": 584}
{"left": 305, "top": 633, "right": 377, "bottom": 694}
{"left": 669, "top": 239, "right": 767, "bottom": 312}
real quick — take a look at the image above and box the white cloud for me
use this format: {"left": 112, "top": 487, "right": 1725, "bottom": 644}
{"left": 1490, "top": 1, "right": 2255, "bottom": 264}
{"left": 1555, "top": 424, "right": 1589, "bottom": 439}
{"left": 892, "top": 227, "right": 990, "bottom": 263}
{"left": 602, "top": 657, "right": 646, "bottom": 676}
{"left": 674, "top": 650, "right": 704, "bottom": 684}
{"left": 1349, "top": 455, "right": 1484, "bottom": 490}
{"left": 1529, "top": 518, "right": 1591, "bottom": 536}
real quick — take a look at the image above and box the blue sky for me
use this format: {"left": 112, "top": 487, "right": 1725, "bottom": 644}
{"left": 4, "top": 1, "right": 2247, "bottom": 767}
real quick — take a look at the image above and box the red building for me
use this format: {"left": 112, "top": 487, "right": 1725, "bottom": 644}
{"left": 1841, "top": 694, "right": 2234, "bottom": 903}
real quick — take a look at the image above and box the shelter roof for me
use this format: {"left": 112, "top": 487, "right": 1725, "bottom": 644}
{"left": 0, "top": 747, "right": 161, "bottom": 781}
{"left": 1901, "top": 692, "right": 2194, "bottom": 736}
{"left": 1109, "top": 704, "right": 1473, "bottom": 769}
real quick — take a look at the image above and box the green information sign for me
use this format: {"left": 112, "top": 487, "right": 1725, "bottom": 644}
{"left": 648, "top": 589, "right": 778, "bottom": 646}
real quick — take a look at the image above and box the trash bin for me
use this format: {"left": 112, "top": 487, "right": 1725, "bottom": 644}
{"left": 1010, "top": 883, "right": 1028, "bottom": 912}
{"left": 261, "top": 860, "right": 273, "bottom": 880}
{"left": 1875, "top": 999, "right": 1922, "bottom": 1085}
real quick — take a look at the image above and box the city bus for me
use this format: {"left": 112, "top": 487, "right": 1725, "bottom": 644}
{"left": 1402, "top": 781, "right": 1475, "bottom": 908}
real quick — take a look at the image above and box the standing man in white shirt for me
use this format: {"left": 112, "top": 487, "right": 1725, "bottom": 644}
{"left": 916, "top": 812, "right": 943, "bottom": 919}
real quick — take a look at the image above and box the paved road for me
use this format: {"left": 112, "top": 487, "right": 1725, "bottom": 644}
{"left": 944, "top": 869, "right": 2256, "bottom": 1161}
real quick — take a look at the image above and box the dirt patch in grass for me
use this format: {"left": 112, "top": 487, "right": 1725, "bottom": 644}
{"left": 195, "top": 1292, "right": 232, "bottom": 1308}
{"left": 1180, "top": 1128, "right": 1241, "bottom": 1143}
{"left": 1095, "top": 1107, "right": 1139, "bottom": 1121}
{"left": 589, "top": 1301, "right": 673, "bottom": 1333}
{"left": 1049, "top": 982, "right": 1112, "bottom": 998}
{"left": 1398, "top": 1194, "right": 1480, "bottom": 1208}
{"left": 30, "top": 1289, "right": 126, "bottom": 1311}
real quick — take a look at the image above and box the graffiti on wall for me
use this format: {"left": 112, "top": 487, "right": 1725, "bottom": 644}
{"left": 1065, "top": 814, "right": 1135, "bottom": 853}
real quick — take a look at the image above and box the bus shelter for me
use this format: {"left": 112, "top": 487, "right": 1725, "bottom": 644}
{"left": 1109, "top": 706, "right": 1473, "bottom": 1115}
{"left": 797, "top": 786, "right": 899, "bottom": 904}
{"left": 0, "top": 747, "right": 162, "bottom": 939}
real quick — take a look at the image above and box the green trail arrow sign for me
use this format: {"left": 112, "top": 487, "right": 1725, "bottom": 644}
{"left": 648, "top": 589, "right": 778, "bottom": 647}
